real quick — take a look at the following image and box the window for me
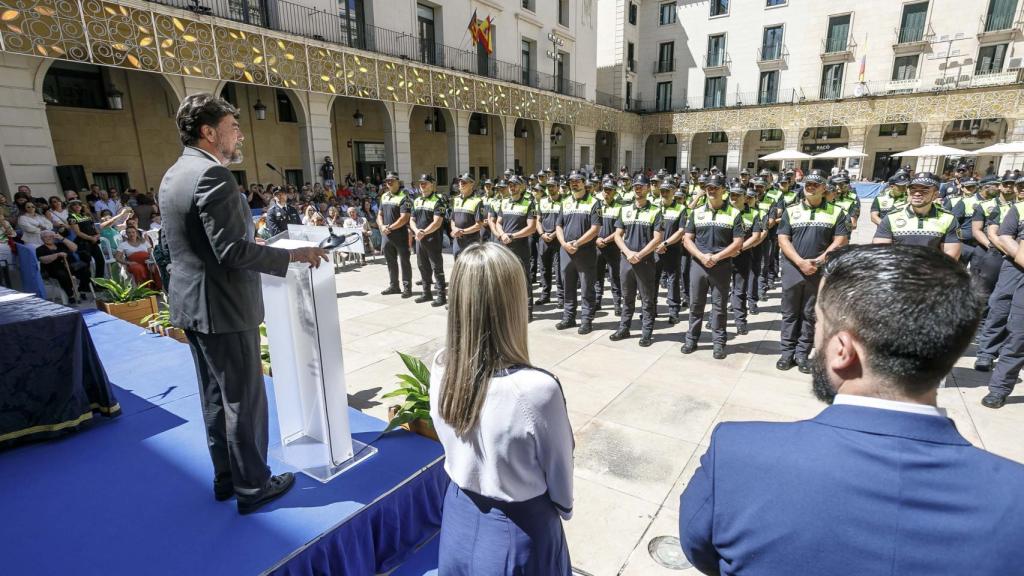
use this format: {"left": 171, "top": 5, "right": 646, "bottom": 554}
{"left": 625, "top": 81, "right": 633, "bottom": 108}
{"left": 710, "top": 0, "right": 728, "bottom": 17}
{"left": 820, "top": 63, "right": 844, "bottom": 99}
{"left": 707, "top": 34, "right": 726, "bottom": 67}
{"left": 766, "top": 0, "right": 786, "bottom": 5}
{"left": 558, "top": 0, "right": 568, "bottom": 26}
{"left": 704, "top": 76, "right": 727, "bottom": 108}
{"left": 435, "top": 166, "right": 449, "bottom": 188}
{"left": 628, "top": 2, "right": 637, "bottom": 24}
{"left": 42, "top": 62, "right": 109, "bottom": 109}
{"left": 985, "top": 0, "right": 1017, "bottom": 32}
{"left": 656, "top": 81, "right": 673, "bottom": 111}
{"left": 228, "top": 0, "right": 267, "bottom": 27}
{"left": 898, "top": 2, "right": 928, "bottom": 44}
{"left": 825, "top": 15, "right": 850, "bottom": 53}
{"left": 951, "top": 119, "right": 983, "bottom": 132}
{"left": 665, "top": 134, "right": 678, "bottom": 144}
{"left": 814, "top": 126, "right": 843, "bottom": 139}
{"left": 521, "top": 0, "right": 534, "bottom": 11}
{"left": 627, "top": 42, "right": 636, "bottom": 72}
{"left": 428, "top": 108, "right": 447, "bottom": 132}
{"left": 477, "top": 23, "right": 495, "bottom": 76}
{"left": 231, "top": 170, "right": 248, "bottom": 188}
{"left": 417, "top": 3, "right": 437, "bottom": 65}
{"left": 276, "top": 90, "right": 297, "bottom": 122}
{"left": 664, "top": 157, "right": 678, "bottom": 173}
{"left": 759, "top": 70, "right": 779, "bottom": 104}
{"left": 759, "top": 129, "right": 783, "bottom": 141}
{"left": 469, "top": 113, "right": 489, "bottom": 135}
{"left": 977, "top": 44, "right": 1008, "bottom": 74}
{"left": 92, "top": 173, "right": 129, "bottom": 193}
{"left": 339, "top": 0, "right": 366, "bottom": 49}
{"left": 708, "top": 155, "right": 726, "bottom": 170}
{"left": 891, "top": 55, "right": 919, "bottom": 80}
{"left": 657, "top": 42, "right": 675, "bottom": 73}
{"left": 220, "top": 83, "right": 238, "bottom": 107}
{"left": 708, "top": 132, "right": 728, "bottom": 143}
{"left": 555, "top": 51, "right": 569, "bottom": 94}
{"left": 878, "top": 123, "right": 909, "bottom": 137}
{"left": 659, "top": 2, "right": 677, "bottom": 25}
{"left": 761, "top": 26, "right": 784, "bottom": 60}
{"left": 285, "top": 169, "right": 303, "bottom": 188}
{"left": 521, "top": 40, "right": 533, "bottom": 85}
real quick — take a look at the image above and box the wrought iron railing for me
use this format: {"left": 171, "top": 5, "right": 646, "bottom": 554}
{"left": 654, "top": 59, "right": 675, "bottom": 74}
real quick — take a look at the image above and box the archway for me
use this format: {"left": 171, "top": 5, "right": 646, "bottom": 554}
{"left": 862, "top": 122, "right": 924, "bottom": 180}
{"left": 690, "top": 131, "right": 728, "bottom": 172}
{"left": 798, "top": 125, "right": 850, "bottom": 172}
{"left": 595, "top": 131, "right": 618, "bottom": 175}
{"left": 514, "top": 118, "right": 542, "bottom": 175}
{"left": 330, "top": 96, "right": 391, "bottom": 186}
{"left": 550, "top": 123, "right": 574, "bottom": 174}
{"left": 410, "top": 106, "right": 456, "bottom": 190}
{"left": 939, "top": 117, "right": 1007, "bottom": 176}
{"left": 643, "top": 134, "right": 679, "bottom": 173}
{"left": 743, "top": 129, "right": 785, "bottom": 173}
{"left": 468, "top": 112, "right": 503, "bottom": 181}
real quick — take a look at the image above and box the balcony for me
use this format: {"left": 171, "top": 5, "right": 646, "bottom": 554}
{"left": 702, "top": 51, "right": 731, "bottom": 75}
{"left": 821, "top": 35, "right": 857, "bottom": 62}
{"left": 146, "top": 0, "right": 586, "bottom": 100}
{"left": 627, "top": 59, "right": 637, "bottom": 74}
{"left": 893, "top": 24, "right": 935, "bottom": 53}
{"left": 969, "top": 69, "right": 1024, "bottom": 87}
{"left": 653, "top": 59, "right": 675, "bottom": 74}
{"left": 596, "top": 91, "right": 624, "bottom": 109}
{"left": 978, "top": 11, "right": 1022, "bottom": 41}
{"left": 757, "top": 44, "right": 788, "bottom": 70}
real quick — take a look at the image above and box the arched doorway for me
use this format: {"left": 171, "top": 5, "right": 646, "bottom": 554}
{"left": 514, "top": 118, "right": 542, "bottom": 176}
{"left": 410, "top": 106, "right": 456, "bottom": 190}
{"left": 595, "top": 131, "right": 618, "bottom": 175}
{"left": 939, "top": 117, "right": 1007, "bottom": 176}
{"left": 468, "top": 112, "right": 503, "bottom": 181}
{"left": 690, "top": 131, "right": 728, "bottom": 172}
{"left": 798, "top": 125, "right": 853, "bottom": 172}
{"left": 550, "top": 123, "right": 574, "bottom": 174}
{"left": 643, "top": 134, "right": 679, "bottom": 173}
{"left": 862, "top": 122, "right": 924, "bottom": 180}
{"left": 331, "top": 96, "right": 391, "bottom": 186}
{"left": 743, "top": 129, "right": 785, "bottom": 173}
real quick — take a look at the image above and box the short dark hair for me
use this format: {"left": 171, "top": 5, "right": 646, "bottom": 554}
{"left": 176, "top": 93, "right": 238, "bottom": 147}
{"left": 819, "top": 245, "right": 980, "bottom": 394}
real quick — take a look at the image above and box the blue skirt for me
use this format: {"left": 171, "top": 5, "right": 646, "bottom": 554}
{"left": 438, "top": 483, "right": 571, "bottom": 575}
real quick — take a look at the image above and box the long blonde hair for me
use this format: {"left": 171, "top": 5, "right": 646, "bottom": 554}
{"left": 438, "top": 242, "right": 531, "bottom": 436}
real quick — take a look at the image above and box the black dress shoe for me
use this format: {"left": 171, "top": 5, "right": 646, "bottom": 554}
{"left": 797, "top": 358, "right": 812, "bottom": 374}
{"left": 431, "top": 295, "right": 447, "bottom": 307}
{"left": 609, "top": 328, "right": 630, "bottom": 341}
{"left": 381, "top": 286, "right": 401, "bottom": 295}
{"left": 975, "top": 357, "right": 993, "bottom": 372}
{"left": 536, "top": 296, "right": 551, "bottom": 306}
{"left": 414, "top": 293, "right": 433, "bottom": 303}
{"left": 614, "top": 305, "right": 622, "bottom": 316}
{"left": 776, "top": 356, "right": 795, "bottom": 371}
{"left": 237, "top": 472, "right": 295, "bottom": 515}
{"left": 736, "top": 323, "right": 749, "bottom": 335}
{"left": 401, "top": 288, "right": 413, "bottom": 298}
{"left": 556, "top": 319, "right": 577, "bottom": 330}
{"left": 578, "top": 323, "right": 593, "bottom": 335}
{"left": 668, "top": 315, "right": 679, "bottom": 325}
{"left": 982, "top": 392, "right": 1007, "bottom": 409}
{"left": 713, "top": 345, "right": 726, "bottom": 360}
{"left": 415, "top": 280, "right": 423, "bottom": 286}
{"left": 639, "top": 335, "right": 653, "bottom": 347}
{"left": 750, "top": 303, "right": 759, "bottom": 315}
{"left": 681, "top": 340, "right": 696, "bottom": 354}
{"left": 214, "top": 480, "right": 234, "bottom": 501}
{"left": 680, "top": 299, "right": 689, "bottom": 310}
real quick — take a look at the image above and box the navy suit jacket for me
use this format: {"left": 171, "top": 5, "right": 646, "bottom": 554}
{"left": 679, "top": 404, "right": 1024, "bottom": 575}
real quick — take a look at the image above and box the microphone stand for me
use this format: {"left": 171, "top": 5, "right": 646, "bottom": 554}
{"left": 266, "top": 163, "right": 287, "bottom": 187}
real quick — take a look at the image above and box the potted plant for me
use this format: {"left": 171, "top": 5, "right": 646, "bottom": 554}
{"left": 93, "top": 276, "right": 159, "bottom": 327}
{"left": 383, "top": 351, "right": 437, "bottom": 440}
{"left": 142, "top": 296, "right": 188, "bottom": 343}
{"left": 259, "top": 323, "right": 272, "bottom": 376}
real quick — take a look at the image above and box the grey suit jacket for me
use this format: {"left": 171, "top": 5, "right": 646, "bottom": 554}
{"left": 159, "top": 147, "right": 290, "bottom": 334}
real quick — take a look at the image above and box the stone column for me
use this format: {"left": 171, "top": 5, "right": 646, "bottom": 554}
{"left": 675, "top": 134, "right": 690, "bottom": 173}
{"left": 540, "top": 121, "right": 553, "bottom": 171}
{"left": 299, "top": 92, "right": 334, "bottom": 186}
{"left": 0, "top": 54, "right": 60, "bottom": 198}
{"left": 845, "top": 125, "right": 867, "bottom": 179}
{"left": 999, "top": 118, "right": 1024, "bottom": 173}
{"left": 781, "top": 127, "right": 802, "bottom": 172}
{"left": 725, "top": 129, "right": 745, "bottom": 178}
{"left": 383, "top": 102, "right": 412, "bottom": 179}
{"left": 574, "top": 125, "right": 596, "bottom": 172}
{"left": 498, "top": 115, "right": 515, "bottom": 175}
{"left": 452, "top": 110, "right": 472, "bottom": 177}
{"left": 918, "top": 121, "right": 946, "bottom": 173}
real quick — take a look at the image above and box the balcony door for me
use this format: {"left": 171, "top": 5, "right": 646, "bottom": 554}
{"left": 825, "top": 15, "right": 850, "bottom": 52}
{"left": 417, "top": 3, "right": 437, "bottom": 65}
{"left": 658, "top": 42, "right": 674, "bottom": 73}
{"left": 762, "top": 26, "right": 783, "bottom": 60}
{"left": 899, "top": 2, "right": 928, "bottom": 43}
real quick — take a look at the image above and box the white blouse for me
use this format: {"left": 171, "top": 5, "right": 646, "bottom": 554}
{"left": 17, "top": 213, "right": 53, "bottom": 247}
{"left": 429, "top": 350, "right": 574, "bottom": 519}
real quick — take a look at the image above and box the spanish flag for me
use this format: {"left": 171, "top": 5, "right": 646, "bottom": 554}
{"left": 468, "top": 10, "right": 494, "bottom": 55}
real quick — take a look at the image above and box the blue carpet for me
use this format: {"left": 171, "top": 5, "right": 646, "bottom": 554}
{"left": 0, "top": 311, "right": 445, "bottom": 575}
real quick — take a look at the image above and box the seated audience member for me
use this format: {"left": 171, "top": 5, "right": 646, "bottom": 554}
{"left": 430, "top": 242, "right": 574, "bottom": 576}
{"left": 17, "top": 200, "right": 52, "bottom": 247}
{"left": 115, "top": 226, "right": 160, "bottom": 289}
{"left": 679, "top": 244, "right": 1024, "bottom": 576}
{"left": 343, "top": 206, "right": 371, "bottom": 264}
{"left": 0, "top": 217, "right": 15, "bottom": 272}
{"left": 39, "top": 205, "right": 68, "bottom": 236}
{"left": 301, "top": 205, "right": 317, "bottom": 226}
{"left": 325, "top": 206, "right": 343, "bottom": 228}
{"left": 149, "top": 213, "right": 162, "bottom": 230}
{"left": 36, "top": 230, "right": 91, "bottom": 303}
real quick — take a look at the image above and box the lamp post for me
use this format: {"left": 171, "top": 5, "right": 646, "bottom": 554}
{"left": 352, "top": 109, "right": 364, "bottom": 127}
{"left": 545, "top": 31, "right": 564, "bottom": 92}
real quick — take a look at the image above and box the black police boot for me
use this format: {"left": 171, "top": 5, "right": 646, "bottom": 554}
{"left": 750, "top": 302, "right": 759, "bottom": 315}
{"left": 981, "top": 392, "right": 1007, "bottom": 409}
{"left": 415, "top": 280, "right": 423, "bottom": 286}
{"left": 974, "top": 357, "right": 993, "bottom": 372}
{"left": 414, "top": 289, "right": 433, "bottom": 304}
{"left": 680, "top": 297, "right": 689, "bottom": 310}
{"left": 609, "top": 328, "right": 630, "bottom": 341}
{"left": 736, "top": 323, "right": 749, "bottom": 336}
{"left": 556, "top": 318, "right": 577, "bottom": 330}
{"left": 681, "top": 339, "right": 696, "bottom": 354}
{"left": 431, "top": 292, "right": 447, "bottom": 307}
{"left": 712, "top": 344, "right": 726, "bottom": 360}
{"left": 577, "top": 323, "right": 593, "bottom": 335}
{"left": 776, "top": 355, "right": 796, "bottom": 371}
{"left": 668, "top": 312, "right": 680, "bottom": 325}
{"left": 536, "top": 295, "right": 551, "bottom": 306}
{"left": 638, "top": 333, "right": 654, "bottom": 347}
{"left": 401, "top": 283, "right": 413, "bottom": 299}
{"left": 381, "top": 285, "right": 401, "bottom": 296}
{"left": 797, "top": 357, "right": 812, "bottom": 374}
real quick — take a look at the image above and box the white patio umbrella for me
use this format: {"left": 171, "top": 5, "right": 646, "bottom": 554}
{"left": 758, "top": 149, "right": 813, "bottom": 161}
{"left": 812, "top": 146, "right": 867, "bottom": 159}
{"left": 968, "top": 141, "right": 1024, "bottom": 155}
{"left": 891, "top": 144, "right": 971, "bottom": 157}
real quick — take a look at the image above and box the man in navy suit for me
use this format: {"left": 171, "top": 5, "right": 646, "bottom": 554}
{"left": 679, "top": 244, "right": 1024, "bottom": 575}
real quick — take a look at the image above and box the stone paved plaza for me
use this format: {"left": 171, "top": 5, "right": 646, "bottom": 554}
{"left": 334, "top": 204, "right": 1024, "bottom": 575}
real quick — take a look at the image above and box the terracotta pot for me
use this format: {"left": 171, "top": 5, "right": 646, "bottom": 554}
{"left": 388, "top": 405, "right": 439, "bottom": 441}
{"left": 99, "top": 296, "right": 158, "bottom": 327}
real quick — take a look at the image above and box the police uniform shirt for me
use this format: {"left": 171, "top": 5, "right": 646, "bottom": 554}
{"left": 451, "top": 195, "right": 485, "bottom": 238}
{"left": 380, "top": 190, "right": 413, "bottom": 238}
{"left": 284, "top": 204, "right": 301, "bottom": 225}
{"left": 738, "top": 206, "right": 766, "bottom": 238}
{"left": 558, "top": 193, "right": 602, "bottom": 243}
{"left": 985, "top": 198, "right": 1016, "bottom": 229}
{"left": 615, "top": 202, "right": 664, "bottom": 252}
{"left": 834, "top": 192, "right": 860, "bottom": 221}
{"left": 660, "top": 199, "right": 686, "bottom": 240}
{"left": 997, "top": 202, "right": 1024, "bottom": 245}
{"left": 599, "top": 197, "right": 623, "bottom": 238}
{"left": 875, "top": 204, "right": 959, "bottom": 250}
{"left": 538, "top": 196, "right": 562, "bottom": 234}
{"left": 684, "top": 203, "right": 745, "bottom": 254}
{"left": 871, "top": 190, "right": 908, "bottom": 218}
{"left": 777, "top": 200, "right": 849, "bottom": 261}
{"left": 498, "top": 195, "right": 537, "bottom": 237}
{"left": 948, "top": 194, "right": 981, "bottom": 240}
{"left": 265, "top": 202, "right": 289, "bottom": 236}
{"left": 413, "top": 193, "right": 446, "bottom": 237}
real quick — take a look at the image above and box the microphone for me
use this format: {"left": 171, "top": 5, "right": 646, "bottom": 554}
{"left": 266, "top": 163, "right": 286, "bottom": 186}
{"left": 319, "top": 224, "right": 362, "bottom": 249}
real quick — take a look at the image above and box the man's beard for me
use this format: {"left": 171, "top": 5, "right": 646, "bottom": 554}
{"left": 225, "top": 142, "right": 243, "bottom": 164}
{"left": 810, "top": 353, "right": 837, "bottom": 404}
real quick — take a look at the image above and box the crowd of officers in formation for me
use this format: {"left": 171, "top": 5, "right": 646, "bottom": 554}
{"left": 368, "top": 162, "right": 1024, "bottom": 408}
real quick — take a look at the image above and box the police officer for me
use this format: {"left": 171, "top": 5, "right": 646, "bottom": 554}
{"left": 595, "top": 178, "right": 624, "bottom": 316}
{"left": 870, "top": 172, "right": 910, "bottom": 224}
{"left": 981, "top": 197, "right": 1024, "bottom": 408}
{"left": 377, "top": 171, "right": 414, "bottom": 297}
{"left": 873, "top": 172, "right": 960, "bottom": 260}
{"left": 450, "top": 173, "right": 485, "bottom": 259}
{"left": 529, "top": 182, "right": 547, "bottom": 284}
{"left": 776, "top": 169, "right": 850, "bottom": 372}
{"left": 536, "top": 180, "right": 564, "bottom": 307}
{"left": 556, "top": 170, "right": 602, "bottom": 334}
{"left": 729, "top": 183, "right": 766, "bottom": 335}
{"left": 946, "top": 175, "right": 981, "bottom": 269}
{"left": 494, "top": 175, "right": 537, "bottom": 315}
{"left": 831, "top": 174, "right": 860, "bottom": 230}
{"left": 410, "top": 173, "right": 447, "bottom": 306}
{"left": 656, "top": 180, "right": 687, "bottom": 324}
{"left": 484, "top": 178, "right": 504, "bottom": 242}
{"left": 681, "top": 174, "right": 745, "bottom": 359}
{"left": 966, "top": 176, "right": 1005, "bottom": 310}
{"left": 610, "top": 178, "right": 664, "bottom": 346}
{"left": 743, "top": 186, "right": 766, "bottom": 315}
{"left": 264, "top": 186, "right": 291, "bottom": 237}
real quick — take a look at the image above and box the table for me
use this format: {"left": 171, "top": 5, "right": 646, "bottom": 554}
{"left": 0, "top": 288, "right": 120, "bottom": 448}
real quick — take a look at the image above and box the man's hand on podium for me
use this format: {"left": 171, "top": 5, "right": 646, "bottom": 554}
{"left": 289, "top": 247, "right": 330, "bottom": 268}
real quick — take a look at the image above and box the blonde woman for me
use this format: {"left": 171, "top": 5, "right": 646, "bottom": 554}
{"left": 430, "top": 242, "right": 573, "bottom": 575}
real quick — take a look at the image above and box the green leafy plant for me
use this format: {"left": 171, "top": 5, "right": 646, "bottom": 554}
{"left": 142, "top": 295, "right": 173, "bottom": 328}
{"left": 382, "top": 351, "right": 432, "bottom": 433}
{"left": 93, "top": 276, "right": 159, "bottom": 303}
{"left": 259, "top": 324, "right": 271, "bottom": 374}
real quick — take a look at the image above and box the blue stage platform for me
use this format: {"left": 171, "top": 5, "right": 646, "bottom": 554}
{"left": 0, "top": 311, "right": 447, "bottom": 575}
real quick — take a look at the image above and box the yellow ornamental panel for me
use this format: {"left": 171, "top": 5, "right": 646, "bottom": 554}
{"left": 307, "top": 46, "right": 344, "bottom": 95}
{"left": 0, "top": 0, "right": 89, "bottom": 62}
{"left": 406, "top": 67, "right": 432, "bottom": 106}
{"left": 264, "top": 35, "right": 307, "bottom": 91}
{"left": 215, "top": 24, "right": 268, "bottom": 85}
{"left": 152, "top": 14, "right": 216, "bottom": 78}
{"left": 81, "top": 0, "right": 159, "bottom": 71}
{"left": 343, "top": 52, "right": 377, "bottom": 98}
{"left": 377, "top": 60, "right": 407, "bottom": 103}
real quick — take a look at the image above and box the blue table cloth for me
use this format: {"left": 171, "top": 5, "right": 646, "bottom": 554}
{"left": 0, "top": 288, "right": 119, "bottom": 447}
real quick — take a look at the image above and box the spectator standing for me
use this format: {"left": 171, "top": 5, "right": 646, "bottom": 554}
{"left": 132, "top": 194, "right": 157, "bottom": 230}
{"left": 94, "top": 188, "right": 122, "bottom": 215}
{"left": 66, "top": 199, "right": 106, "bottom": 279}
{"left": 16, "top": 200, "right": 53, "bottom": 247}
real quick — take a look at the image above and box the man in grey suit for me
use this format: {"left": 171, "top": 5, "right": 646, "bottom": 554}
{"left": 160, "top": 93, "right": 326, "bottom": 514}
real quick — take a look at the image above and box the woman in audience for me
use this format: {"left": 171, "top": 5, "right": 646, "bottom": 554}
{"left": 49, "top": 196, "right": 69, "bottom": 228}
{"left": 301, "top": 205, "right": 317, "bottom": 226}
{"left": 39, "top": 205, "right": 68, "bottom": 236}
{"left": 67, "top": 200, "right": 105, "bottom": 278}
{"left": 360, "top": 198, "right": 381, "bottom": 252}
{"left": 17, "top": 200, "right": 52, "bottom": 247}
{"left": 430, "top": 242, "right": 574, "bottom": 575}
{"left": 325, "top": 205, "right": 343, "bottom": 228}
{"left": 36, "top": 230, "right": 91, "bottom": 303}
{"left": 115, "top": 226, "right": 160, "bottom": 289}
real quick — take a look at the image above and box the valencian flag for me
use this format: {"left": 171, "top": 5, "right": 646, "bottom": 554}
{"left": 468, "top": 9, "right": 494, "bottom": 54}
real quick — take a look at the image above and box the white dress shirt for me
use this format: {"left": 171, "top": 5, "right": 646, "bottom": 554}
{"left": 429, "top": 350, "right": 575, "bottom": 519}
{"left": 94, "top": 198, "right": 122, "bottom": 216}
{"left": 17, "top": 213, "right": 53, "bottom": 247}
{"left": 833, "top": 394, "right": 946, "bottom": 418}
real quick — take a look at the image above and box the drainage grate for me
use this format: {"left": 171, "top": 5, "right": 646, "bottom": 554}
{"left": 648, "top": 535, "right": 692, "bottom": 570}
